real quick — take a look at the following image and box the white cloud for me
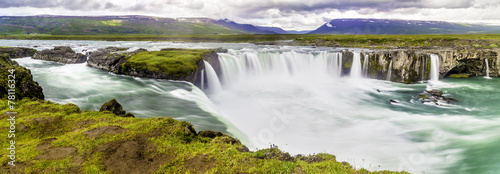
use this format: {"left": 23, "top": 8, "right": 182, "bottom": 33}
{"left": 1, "top": 0, "right": 500, "bottom": 30}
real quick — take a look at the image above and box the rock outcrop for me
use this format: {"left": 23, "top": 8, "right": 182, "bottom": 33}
{"left": 0, "top": 47, "right": 37, "bottom": 58}
{"left": 0, "top": 53, "right": 44, "bottom": 100}
{"left": 99, "top": 98, "right": 134, "bottom": 117}
{"left": 87, "top": 48, "right": 222, "bottom": 86}
{"left": 86, "top": 47, "right": 145, "bottom": 73}
{"left": 33, "top": 46, "right": 87, "bottom": 64}
{"left": 339, "top": 48, "right": 500, "bottom": 83}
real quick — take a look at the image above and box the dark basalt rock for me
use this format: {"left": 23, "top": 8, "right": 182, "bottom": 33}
{"left": 428, "top": 89, "right": 443, "bottom": 97}
{"left": 0, "top": 47, "right": 37, "bottom": 58}
{"left": 0, "top": 54, "right": 44, "bottom": 100}
{"left": 87, "top": 48, "right": 147, "bottom": 73}
{"left": 33, "top": 46, "right": 87, "bottom": 64}
{"left": 99, "top": 98, "right": 135, "bottom": 118}
{"left": 417, "top": 89, "right": 457, "bottom": 105}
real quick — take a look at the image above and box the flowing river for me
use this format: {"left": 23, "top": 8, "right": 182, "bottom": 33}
{"left": 2, "top": 40, "right": 500, "bottom": 173}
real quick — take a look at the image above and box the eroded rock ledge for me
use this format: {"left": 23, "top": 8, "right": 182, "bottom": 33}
{"left": 86, "top": 47, "right": 222, "bottom": 85}
{"left": 33, "top": 46, "right": 87, "bottom": 64}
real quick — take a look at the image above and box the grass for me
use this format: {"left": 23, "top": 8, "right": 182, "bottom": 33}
{"left": 0, "top": 98, "right": 409, "bottom": 173}
{"left": 448, "top": 74, "right": 470, "bottom": 78}
{"left": 3, "top": 34, "right": 500, "bottom": 49}
{"left": 121, "top": 49, "right": 212, "bottom": 79}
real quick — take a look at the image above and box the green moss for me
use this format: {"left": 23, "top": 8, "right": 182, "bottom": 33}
{"left": 490, "top": 44, "right": 499, "bottom": 48}
{"left": 121, "top": 49, "right": 211, "bottom": 79}
{"left": 0, "top": 98, "right": 408, "bottom": 174}
{"left": 448, "top": 74, "right": 470, "bottom": 78}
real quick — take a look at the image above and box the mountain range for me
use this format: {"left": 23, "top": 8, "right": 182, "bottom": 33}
{"left": 1, "top": 15, "right": 500, "bottom": 35}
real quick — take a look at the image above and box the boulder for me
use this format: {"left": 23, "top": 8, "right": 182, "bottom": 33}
{"left": 417, "top": 89, "right": 456, "bottom": 105}
{"left": 33, "top": 46, "right": 87, "bottom": 64}
{"left": 99, "top": 98, "right": 135, "bottom": 117}
{"left": 428, "top": 89, "right": 443, "bottom": 97}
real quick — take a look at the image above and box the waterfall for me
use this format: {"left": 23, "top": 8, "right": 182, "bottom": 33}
{"left": 217, "top": 50, "right": 346, "bottom": 85}
{"left": 421, "top": 57, "right": 426, "bottom": 81}
{"left": 362, "top": 54, "right": 369, "bottom": 77}
{"left": 203, "top": 61, "right": 222, "bottom": 94}
{"left": 386, "top": 60, "right": 393, "bottom": 81}
{"left": 485, "top": 58, "right": 490, "bottom": 78}
{"left": 338, "top": 52, "right": 343, "bottom": 77}
{"left": 429, "top": 54, "right": 440, "bottom": 81}
{"left": 201, "top": 69, "right": 205, "bottom": 90}
{"left": 350, "top": 52, "right": 362, "bottom": 78}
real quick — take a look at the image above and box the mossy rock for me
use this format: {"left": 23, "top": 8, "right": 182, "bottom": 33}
{"left": 448, "top": 73, "right": 470, "bottom": 78}
{"left": 0, "top": 47, "right": 37, "bottom": 58}
{"left": 0, "top": 54, "right": 44, "bottom": 100}
{"left": 99, "top": 98, "right": 134, "bottom": 118}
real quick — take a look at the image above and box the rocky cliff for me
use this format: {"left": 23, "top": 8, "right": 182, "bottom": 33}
{"left": 33, "top": 46, "right": 87, "bottom": 64}
{"left": 0, "top": 51, "right": 44, "bottom": 100}
{"left": 339, "top": 48, "right": 499, "bottom": 83}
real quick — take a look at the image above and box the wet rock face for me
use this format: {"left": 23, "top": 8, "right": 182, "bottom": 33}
{"left": 32, "top": 46, "right": 87, "bottom": 64}
{"left": 342, "top": 48, "right": 500, "bottom": 84}
{"left": 99, "top": 98, "right": 135, "bottom": 118}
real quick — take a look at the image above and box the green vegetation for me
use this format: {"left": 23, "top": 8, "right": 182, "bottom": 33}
{"left": 122, "top": 49, "right": 211, "bottom": 79}
{"left": 448, "top": 74, "right": 470, "bottom": 78}
{"left": 3, "top": 34, "right": 500, "bottom": 49}
{"left": 0, "top": 98, "right": 408, "bottom": 173}
{"left": 0, "top": 16, "right": 246, "bottom": 35}
{"left": 0, "top": 53, "right": 44, "bottom": 100}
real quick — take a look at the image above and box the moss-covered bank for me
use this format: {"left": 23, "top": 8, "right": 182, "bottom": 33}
{"left": 87, "top": 48, "right": 221, "bottom": 84}
{"left": 0, "top": 99, "right": 407, "bottom": 174}
{"left": 0, "top": 53, "right": 44, "bottom": 100}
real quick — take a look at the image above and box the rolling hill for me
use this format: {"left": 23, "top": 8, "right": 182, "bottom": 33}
{"left": 2, "top": 16, "right": 500, "bottom": 36}
{"left": 0, "top": 15, "right": 282, "bottom": 35}
{"left": 308, "top": 19, "right": 500, "bottom": 35}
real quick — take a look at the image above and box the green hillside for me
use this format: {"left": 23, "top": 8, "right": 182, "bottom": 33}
{"left": 0, "top": 16, "right": 247, "bottom": 35}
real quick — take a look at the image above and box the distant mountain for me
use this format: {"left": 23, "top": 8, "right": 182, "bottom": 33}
{"left": 0, "top": 15, "right": 284, "bottom": 35}
{"left": 255, "top": 26, "right": 290, "bottom": 34}
{"left": 213, "top": 19, "right": 279, "bottom": 34}
{"left": 309, "top": 19, "right": 500, "bottom": 35}
{"left": 286, "top": 30, "right": 312, "bottom": 34}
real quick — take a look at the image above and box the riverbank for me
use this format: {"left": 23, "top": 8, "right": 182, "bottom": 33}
{"left": 2, "top": 34, "right": 500, "bottom": 49}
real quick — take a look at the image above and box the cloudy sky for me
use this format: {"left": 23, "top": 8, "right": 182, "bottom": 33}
{"left": 1, "top": 0, "right": 500, "bottom": 31}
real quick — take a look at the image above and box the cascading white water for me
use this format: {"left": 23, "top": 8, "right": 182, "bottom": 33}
{"left": 201, "top": 69, "right": 205, "bottom": 90}
{"left": 430, "top": 54, "right": 440, "bottom": 81}
{"left": 203, "top": 61, "right": 222, "bottom": 93}
{"left": 338, "top": 52, "right": 343, "bottom": 77}
{"left": 211, "top": 49, "right": 449, "bottom": 172}
{"left": 217, "top": 50, "right": 344, "bottom": 83}
{"left": 350, "top": 52, "right": 362, "bottom": 78}
{"left": 362, "top": 54, "right": 369, "bottom": 77}
{"left": 485, "top": 58, "right": 490, "bottom": 78}
{"left": 386, "top": 60, "right": 393, "bottom": 81}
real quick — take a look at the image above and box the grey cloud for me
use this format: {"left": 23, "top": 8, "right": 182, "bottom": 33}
{"left": 127, "top": 3, "right": 146, "bottom": 11}
{"left": 105, "top": 2, "right": 115, "bottom": 9}
{"left": 0, "top": 0, "right": 59, "bottom": 8}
